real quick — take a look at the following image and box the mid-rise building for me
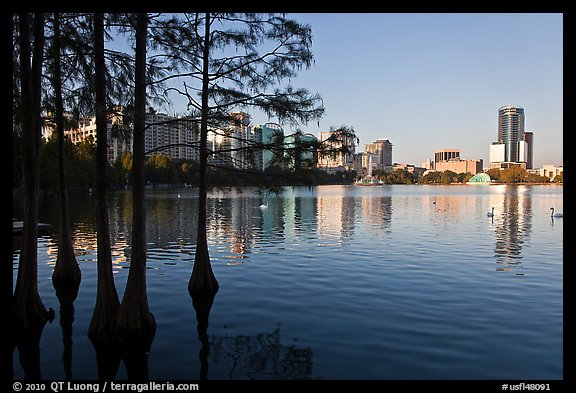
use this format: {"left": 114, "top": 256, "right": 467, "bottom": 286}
{"left": 62, "top": 107, "right": 200, "bottom": 163}
{"left": 283, "top": 131, "right": 318, "bottom": 170}
{"left": 434, "top": 148, "right": 482, "bottom": 174}
{"left": 434, "top": 149, "right": 460, "bottom": 164}
{"left": 360, "top": 152, "right": 379, "bottom": 175}
{"left": 63, "top": 107, "right": 130, "bottom": 163}
{"left": 365, "top": 138, "right": 393, "bottom": 169}
{"left": 435, "top": 158, "right": 483, "bottom": 175}
{"left": 421, "top": 159, "right": 434, "bottom": 170}
{"left": 317, "top": 130, "right": 357, "bottom": 172}
{"left": 146, "top": 111, "right": 200, "bottom": 161}
{"left": 528, "top": 164, "right": 563, "bottom": 181}
{"left": 489, "top": 142, "right": 506, "bottom": 165}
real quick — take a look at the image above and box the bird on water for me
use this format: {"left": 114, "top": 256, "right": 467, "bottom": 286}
{"left": 550, "top": 207, "right": 563, "bottom": 218}
{"left": 487, "top": 207, "right": 494, "bottom": 217}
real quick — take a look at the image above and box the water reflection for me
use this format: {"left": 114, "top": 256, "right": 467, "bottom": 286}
{"left": 91, "top": 340, "right": 121, "bottom": 380}
{"left": 54, "top": 281, "right": 80, "bottom": 380}
{"left": 492, "top": 187, "right": 533, "bottom": 274}
{"left": 14, "top": 323, "right": 47, "bottom": 380}
{"left": 361, "top": 195, "right": 392, "bottom": 235}
{"left": 317, "top": 190, "right": 356, "bottom": 246}
{"left": 190, "top": 290, "right": 217, "bottom": 380}
{"left": 430, "top": 194, "right": 467, "bottom": 232}
{"left": 12, "top": 185, "right": 563, "bottom": 379}
{"left": 44, "top": 222, "right": 130, "bottom": 269}
{"left": 106, "top": 188, "right": 395, "bottom": 261}
{"left": 210, "top": 324, "right": 313, "bottom": 380}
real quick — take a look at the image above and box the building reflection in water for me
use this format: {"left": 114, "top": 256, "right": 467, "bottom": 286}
{"left": 227, "top": 195, "right": 256, "bottom": 263}
{"left": 491, "top": 186, "right": 533, "bottom": 274}
{"left": 40, "top": 186, "right": 397, "bottom": 270}
{"left": 316, "top": 188, "right": 356, "bottom": 246}
{"left": 41, "top": 187, "right": 539, "bottom": 277}
{"left": 360, "top": 195, "right": 392, "bottom": 236}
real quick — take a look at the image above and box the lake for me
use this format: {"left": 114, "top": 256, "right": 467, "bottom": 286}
{"left": 12, "top": 184, "right": 563, "bottom": 380}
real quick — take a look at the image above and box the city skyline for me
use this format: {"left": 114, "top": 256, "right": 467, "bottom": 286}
{"left": 233, "top": 13, "right": 563, "bottom": 169}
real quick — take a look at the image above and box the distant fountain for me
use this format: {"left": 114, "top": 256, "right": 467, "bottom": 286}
{"left": 367, "top": 155, "right": 373, "bottom": 178}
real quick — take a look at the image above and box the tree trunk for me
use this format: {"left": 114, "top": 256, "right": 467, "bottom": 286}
{"left": 189, "top": 13, "right": 219, "bottom": 296}
{"left": 116, "top": 12, "right": 156, "bottom": 348}
{"left": 51, "top": 12, "right": 82, "bottom": 289}
{"left": 88, "top": 12, "right": 120, "bottom": 344}
{"left": 14, "top": 12, "right": 53, "bottom": 332}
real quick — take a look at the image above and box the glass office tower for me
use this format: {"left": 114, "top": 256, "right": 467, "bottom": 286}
{"left": 498, "top": 105, "right": 525, "bottom": 163}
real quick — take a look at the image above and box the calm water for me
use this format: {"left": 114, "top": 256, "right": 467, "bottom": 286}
{"left": 12, "top": 184, "right": 563, "bottom": 380}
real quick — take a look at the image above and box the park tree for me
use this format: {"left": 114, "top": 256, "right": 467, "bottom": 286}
{"left": 500, "top": 166, "right": 526, "bottom": 183}
{"left": 13, "top": 12, "right": 53, "bottom": 333}
{"left": 439, "top": 170, "right": 457, "bottom": 184}
{"left": 486, "top": 168, "right": 501, "bottom": 182}
{"left": 88, "top": 12, "right": 168, "bottom": 345}
{"left": 115, "top": 12, "right": 156, "bottom": 349}
{"left": 13, "top": 14, "right": 55, "bottom": 380}
{"left": 552, "top": 172, "right": 563, "bottom": 183}
{"left": 160, "top": 13, "right": 324, "bottom": 295}
{"left": 48, "top": 12, "right": 82, "bottom": 291}
{"left": 88, "top": 12, "right": 121, "bottom": 344}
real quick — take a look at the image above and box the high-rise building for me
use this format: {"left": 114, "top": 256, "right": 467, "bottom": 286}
{"left": 229, "top": 111, "right": 253, "bottom": 170}
{"left": 524, "top": 131, "right": 534, "bottom": 169}
{"left": 498, "top": 105, "right": 525, "bottom": 163}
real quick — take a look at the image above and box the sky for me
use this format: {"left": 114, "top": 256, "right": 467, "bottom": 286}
{"left": 243, "top": 13, "right": 563, "bottom": 169}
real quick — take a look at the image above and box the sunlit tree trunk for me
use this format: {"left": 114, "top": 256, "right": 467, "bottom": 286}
{"left": 88, "top": 12, "right": 120, "bottom": 343}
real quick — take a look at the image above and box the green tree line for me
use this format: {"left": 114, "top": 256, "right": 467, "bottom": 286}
{"left": 419, "top": 167, "right": 560, "bottom": 184}
{"left": 19, "top": 135, "right": 358, "bottom": 190}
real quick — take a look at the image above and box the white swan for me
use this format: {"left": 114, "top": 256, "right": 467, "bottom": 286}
{"left": 487, "top": 207, "right": 494, "bottom": 217}
{"left": 259, "top": 202, "right": 268, "bottom": 209}
{"left": 550, "top": 207, "right": 563, "bottom": 218}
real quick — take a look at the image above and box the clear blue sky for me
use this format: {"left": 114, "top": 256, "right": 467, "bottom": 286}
{"left": 246, "top": 13, "right": 563, "bottom": 169}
